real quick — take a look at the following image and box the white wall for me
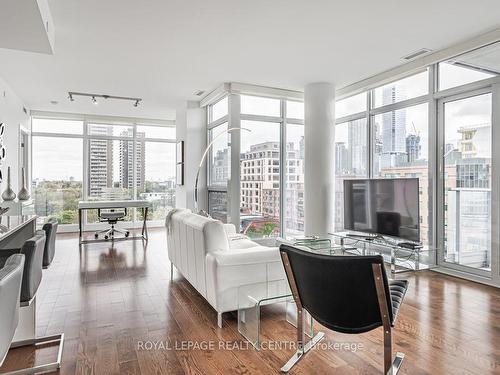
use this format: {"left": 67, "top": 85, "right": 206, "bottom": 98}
{"left": 0, "top": 76, "right": 30, "bottom": 194}
{"left": 175, "top": 101, "right": 207, "bottom": 212}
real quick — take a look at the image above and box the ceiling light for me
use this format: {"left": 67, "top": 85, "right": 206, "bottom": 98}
{"left": 50, "top": 100, "right": 58, "bottom": 105}
{"left": 68, "top": 92, "right": 142, "bottom": 106}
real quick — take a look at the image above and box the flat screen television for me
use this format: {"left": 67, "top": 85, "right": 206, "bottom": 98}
{"left": 343, "top": 178, "right": 420, "bottom": 242}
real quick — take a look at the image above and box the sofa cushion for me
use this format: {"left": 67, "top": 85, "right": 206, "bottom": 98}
{"left": 227, "top": 235, "right": 260, "bottom": 250}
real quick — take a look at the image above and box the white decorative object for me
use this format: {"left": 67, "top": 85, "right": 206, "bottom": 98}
{"left": 18, "top": 168, "right": 30, "bottom": 201}
{"left": 194, "top": 127, "right": 250, "bottom": 213}
{"left": 1, "top": 167, "right": 16, "bottom": 201}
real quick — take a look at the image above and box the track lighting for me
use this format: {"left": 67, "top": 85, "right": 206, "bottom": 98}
{"left": 67, "top": 92, "right": 142, "bottom": 108}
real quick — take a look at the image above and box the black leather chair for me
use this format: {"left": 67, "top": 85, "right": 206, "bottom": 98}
{"left": 0, "top": 254, "right": 24, "bottom": 368}
{"left": 0, "top": 231, "right": 46, "bottom": 304}
{"left": 42, "top": 218, "right": 58, "bottom": 268}
{"left": 0, "top": 232, "right": 64, "bottom": 374}
{"left": 279, "top": 244, "right": 409, "bottom": 374}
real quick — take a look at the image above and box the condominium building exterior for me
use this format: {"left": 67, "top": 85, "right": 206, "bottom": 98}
{"left": 87, "top": 127, "right": 146, "bottom": 196}
{"left": 239, "top": 141, "right": 304, "bottom": 234}
{"left": 119, "top": 130, "right": 145, "bottom": 191}
{"left": 88, "top": 125, "right": 113, "bottom": 197}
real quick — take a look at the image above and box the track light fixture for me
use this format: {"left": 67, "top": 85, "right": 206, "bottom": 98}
{"left": 68, "top": 92, "right": 142, "bottom": 108}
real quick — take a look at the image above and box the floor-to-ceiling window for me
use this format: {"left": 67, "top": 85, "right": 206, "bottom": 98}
{"left": 441, "top": 92, "right": 492, "bottom": 272}
{"left": 240, "top": 119, "right": 281, "bottom": 238}
{"left": 373, "top": 103, "right": 430, "bottom": 244}
{"left": 335, "top": 39, "right": 500, "bottom": 284}
{"left": 239, "top": 95, "right": 282, "bottom": 238}
{"left": 205, "top": 89, "right": 304, "bottom": 239}
{"left": 336, "top": 70, "right": 431, "bottom": 246}
{"left": 32, "top": 114, "right": 176, "bottom": 230}
{"left": 334, "top": 93, "right": 368, "bottom": 231}
{"left": 207, "top": 97, "right": 229, "bottom": 223}
{"left": 32, "top": 118, "right": 84, "bottom": 225}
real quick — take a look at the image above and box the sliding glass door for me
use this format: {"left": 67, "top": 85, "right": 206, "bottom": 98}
{"left": 439, "top": 91, "right": 492, "bottom": 274}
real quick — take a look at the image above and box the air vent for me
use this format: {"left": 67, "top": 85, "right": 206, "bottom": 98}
{"left": 402, "top": 48, "right": 432, "bottom": 61}
{"left": 193, "top": 90, "right": 205, "bottom": 97}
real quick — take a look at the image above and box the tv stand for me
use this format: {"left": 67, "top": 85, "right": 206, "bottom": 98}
{"left": 346, "top": 232, "right": 382, "bottom": 241}
{"left": 330, "top": 231, "right": 436, "bottom": 274}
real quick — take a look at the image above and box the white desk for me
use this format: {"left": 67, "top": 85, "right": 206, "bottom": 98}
{"left": 78, "top": 200, "right": 150, "bottom": 244}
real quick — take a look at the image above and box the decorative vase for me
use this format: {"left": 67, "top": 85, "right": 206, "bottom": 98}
{"left": 1, "top": 167, "right": 16, "bottom": 201}
{"left": 18, "top": 167, "right": 30, "bottom": 201}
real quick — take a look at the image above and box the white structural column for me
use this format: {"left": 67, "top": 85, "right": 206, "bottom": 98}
{"left": 304, "top": 83, "right": 335, "bottom": 236}
{"left": 175, "top": 100, "right": 207, "bottom": 211}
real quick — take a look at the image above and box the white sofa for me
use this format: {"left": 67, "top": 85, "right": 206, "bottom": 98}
{"left": 166, "top": 209, "right": 285, "bottom": 327}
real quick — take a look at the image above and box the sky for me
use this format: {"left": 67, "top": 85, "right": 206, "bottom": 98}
{"left": 32, "top": 129, "right": 176, "bottom": 182}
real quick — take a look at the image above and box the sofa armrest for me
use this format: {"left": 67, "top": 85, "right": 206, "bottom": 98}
{"left": 205, "top": 246, "right": 286, "bottom": 313}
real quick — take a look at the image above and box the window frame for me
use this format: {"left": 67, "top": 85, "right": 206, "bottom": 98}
{"left": 206, "top": 92, "right": 304, "bottom": 238}
{"left": 31, "top": 112, "right": 176, "bottom": 232}
{"left": 336, "top": 54, "right": 500, "bottom": 286}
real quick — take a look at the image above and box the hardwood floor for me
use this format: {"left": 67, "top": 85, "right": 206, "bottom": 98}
{"left": 1, "top": 229, "right": 499, "bottom": 374}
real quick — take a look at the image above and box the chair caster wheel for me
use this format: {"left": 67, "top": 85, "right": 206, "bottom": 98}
{"left": 104, "top": 235, "right": 109, "bottom": 240}
{"left": 125, "top": 232, "right": 130, "bottom": 237}
{"left": 94, "top": 233, "right": 98, "bottom": 238}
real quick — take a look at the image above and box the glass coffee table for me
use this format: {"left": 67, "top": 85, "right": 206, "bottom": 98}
{"left": 277, "top": 235, "right": 437, "bottom": 274}
{"left": 237, "top": 279, "right": 313, "bottom": 349}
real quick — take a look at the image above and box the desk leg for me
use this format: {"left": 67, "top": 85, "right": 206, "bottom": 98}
{"left": 78, "top": 208, "right": 83, "bottom": 243}
{"left": 142, "top": 207, "right": 149, "bottom": 240}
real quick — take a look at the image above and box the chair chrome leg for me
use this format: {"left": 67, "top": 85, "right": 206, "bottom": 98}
{"left": 280, "top": 331, "right": 325, "bottom": 373}
{"left": 5, "top": 333, "right": 64, "bottom": 375}
{"left": 112, "top": 228, "right": 129, "bottom": 235}
{"left": 386, "top": 352, "right": 405, "bottom": 375}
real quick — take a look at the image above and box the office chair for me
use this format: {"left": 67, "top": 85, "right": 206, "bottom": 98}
{"left": 95, "top": 208, "right": 130, "bottom": 240}
{"left": 279, "top": 244, "right": 409, "bottom": 374}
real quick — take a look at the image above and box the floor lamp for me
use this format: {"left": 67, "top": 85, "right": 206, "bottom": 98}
{"left": 194, "top": 127, "right": 250, "bottom": 214}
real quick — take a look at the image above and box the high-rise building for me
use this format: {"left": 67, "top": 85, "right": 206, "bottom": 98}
{"left": 212, "top": 148, "right": 229, "bottom": 184}
{"left": 406, "top": 134, "right": 421, "bottom": 163}
{"left": 335, "top": 142, "right": 348, "bottom": 175}
{"left": 381, "top": 86, "right": 407, "bottom": 169}
{"left": 88, "top": 125, "right": 113, "bottom": 196}
{"left": 119, "top": 130, "right": 145, "bottom": 190}
{"left": 348, "top": 118, "right": 367, "bottom": 175}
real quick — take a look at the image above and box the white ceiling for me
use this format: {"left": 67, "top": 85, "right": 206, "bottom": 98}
{"left": 1, "top": 0, "right": 500, "bottom": 120}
